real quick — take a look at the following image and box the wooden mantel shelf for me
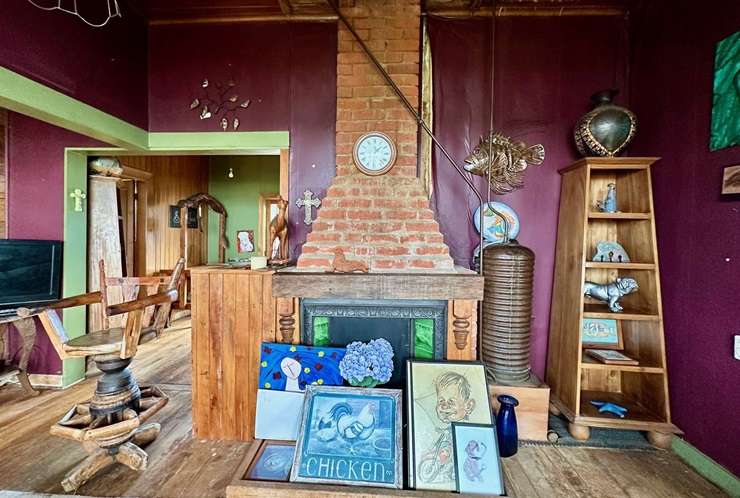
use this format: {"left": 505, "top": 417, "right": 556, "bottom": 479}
{"left": 272, "top": 266, "right": 484, "bottom": 301}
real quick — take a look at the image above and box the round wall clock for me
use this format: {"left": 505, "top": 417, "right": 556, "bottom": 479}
{"left": 352, "top": 132, "right": 397, "bottom": 176}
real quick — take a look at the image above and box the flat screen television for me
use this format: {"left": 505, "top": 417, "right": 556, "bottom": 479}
{"left": 0, "top": 239, "right": 63, "bottom": 309}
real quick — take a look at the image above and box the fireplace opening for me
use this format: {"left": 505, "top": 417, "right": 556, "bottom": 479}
{"left": 301, "top": 299, "right": 447, "bottom": 387}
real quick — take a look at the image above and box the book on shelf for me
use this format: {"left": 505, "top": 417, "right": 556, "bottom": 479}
{"left": 585, "top": 349, "right": 639, "bottom": 365}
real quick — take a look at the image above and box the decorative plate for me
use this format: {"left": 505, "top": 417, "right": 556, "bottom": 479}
{"left": 473, "top": 202, "right": 520, "bottom": 243}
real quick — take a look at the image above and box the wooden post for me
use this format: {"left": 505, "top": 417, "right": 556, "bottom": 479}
{"left": 277, "top": 298, "right": 297, "bottom": 344}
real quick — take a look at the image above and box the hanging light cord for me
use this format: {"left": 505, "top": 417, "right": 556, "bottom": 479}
{"left": 26, "top": 0, "right": 121, "bottom": 28}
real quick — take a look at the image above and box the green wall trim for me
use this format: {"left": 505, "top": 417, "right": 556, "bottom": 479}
{"left": 148, "top": 131, "right": 289, "bottom": 151}
{"left": 2, "top": 66, "right": 290, "bottom": 386}
{"left": 672, "top": 437, "right": 740, "bottom": 497}
{"left": 62, "top": 151, "right": 89, "bottom": 386}
{"left": 0, "top": 67, "right": 148, "bottom": 150}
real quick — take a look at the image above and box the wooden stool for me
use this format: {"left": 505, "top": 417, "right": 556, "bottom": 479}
{"left": 33, "top": 258, "right": 184, "bottom": 492}
{"left": 51, "top": 385, "right": 168, "bottom": 492}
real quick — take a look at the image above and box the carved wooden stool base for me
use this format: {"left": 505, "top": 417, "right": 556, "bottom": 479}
{"left": 51, "top": 386, "right": 168, "bottom": 493}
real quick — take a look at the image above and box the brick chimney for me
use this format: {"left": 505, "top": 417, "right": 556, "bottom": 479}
{"left": 296, "top": 0, "right": 455, "bottom": 272}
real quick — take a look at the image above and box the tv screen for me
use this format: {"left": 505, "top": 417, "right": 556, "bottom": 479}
{"left": 0, "top": 239, "right": 63, "bottom": 309}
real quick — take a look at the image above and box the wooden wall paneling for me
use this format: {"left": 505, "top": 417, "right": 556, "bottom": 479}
{"left": 222, "top": 273, "right": 237, "bottom": 440}
{"left": 248, "top": 274, "right": 264, "bottom": 437}
{"left": 121, "top": 155, "right": 209, "bottom": 276}
{"left": 208, "top": 272, "right": 225, "bottom": 439}
{"left": 191, "top": 271, "right": 210, "bottom": 438}
{"left": 234, "top": 274, "right": 252, "bottom": 441}
{"left": 191, "top": 268, "right": 278, "bottom": 441}
{"left": 118, "top": 179, "right": 135, "bottom": 276}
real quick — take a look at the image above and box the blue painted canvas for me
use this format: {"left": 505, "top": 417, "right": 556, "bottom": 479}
{"left": 451, "top": 423, "right": 504, "bottom": 495}
{"left": 291, "top": 386, "right": 403, "bottom": 489}
{"left": 248, "top": 443, "right": 296, "bottom": 481}
{"left": 259, "top": 342, "right": 346, "bottom": 392}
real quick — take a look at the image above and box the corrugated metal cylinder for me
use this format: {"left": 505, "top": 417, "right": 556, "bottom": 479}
{"left": 481, "top": 242, "right": 535, "bottom": 384}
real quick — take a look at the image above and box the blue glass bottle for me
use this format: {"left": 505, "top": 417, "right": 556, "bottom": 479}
{"left": 496, "top": 394, "right": 519, "bottom": 458}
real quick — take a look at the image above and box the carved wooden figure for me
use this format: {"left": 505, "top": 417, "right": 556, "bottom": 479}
{"left": 269, "top": 198, "right": 289, "bottom": 262}
{"left": 330, "top": 248, "right": 369, "bottom": 273}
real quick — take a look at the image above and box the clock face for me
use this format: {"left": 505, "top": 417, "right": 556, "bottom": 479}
{"left": 353, "top": 132, "right": 397, "bottom": 176}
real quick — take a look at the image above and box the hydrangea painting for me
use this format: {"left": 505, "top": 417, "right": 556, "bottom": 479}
{"left": 259, "top": 343, "right": 346, "bottom": 392}
{"left": 339, "top": 338, "right": 394, "bottom": 388}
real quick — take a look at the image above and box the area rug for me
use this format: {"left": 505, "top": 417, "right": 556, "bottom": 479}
{"left": 521, "top": 414, "right": 655, "bottom": 450}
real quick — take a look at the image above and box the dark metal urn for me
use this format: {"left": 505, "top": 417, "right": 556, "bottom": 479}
{"left": 574, "top": 89, "right": 637, "bottom": 157}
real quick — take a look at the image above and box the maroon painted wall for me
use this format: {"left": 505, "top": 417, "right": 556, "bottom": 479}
{"left": 0, "top": 0, "right": 148, "bottom": 128}
{"left": 429, "top": 16, "right": 628, "bottom": 378}
{"left": 630, "top": 1, "right": 740, "bottom": 475}
{"left": 6, "top": 112, "right": 108, "bottom": 375}
{"left": 148, "top": 22, "right": 337, "bottom": 258}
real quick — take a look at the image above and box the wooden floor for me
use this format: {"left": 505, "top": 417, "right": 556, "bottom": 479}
{"left": 0, "top": 321, "right": 726, "bottom": 498}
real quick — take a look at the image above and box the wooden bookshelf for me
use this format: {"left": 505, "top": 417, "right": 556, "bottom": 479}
{"left": 546, "top": 157, "right": 681, "bottom": 447}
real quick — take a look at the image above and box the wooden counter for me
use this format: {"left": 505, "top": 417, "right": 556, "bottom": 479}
{"left": 190, "top": 266, "right": 278, "bottom": 441}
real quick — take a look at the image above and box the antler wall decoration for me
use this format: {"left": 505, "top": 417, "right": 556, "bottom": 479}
{"left": 189, "top": 65, "right": 257, "bottom": 131}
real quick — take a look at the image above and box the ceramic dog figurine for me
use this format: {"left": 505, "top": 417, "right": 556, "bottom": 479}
{"left": 583, "top": 277, "right": 638, "bottom": 312}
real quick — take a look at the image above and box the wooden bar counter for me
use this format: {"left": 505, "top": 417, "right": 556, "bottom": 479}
{"left": 190, "top": 266, "right": 277, "bottom": 441}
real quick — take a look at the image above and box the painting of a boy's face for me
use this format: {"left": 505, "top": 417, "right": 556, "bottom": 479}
{"left": 435, "top": 382, "right": 475, "bottom": 423}
{"left": 408, "top": 361, "right": 491, "bottom": 492}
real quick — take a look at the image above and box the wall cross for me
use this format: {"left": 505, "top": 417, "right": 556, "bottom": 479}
{"left": 69, "top": 188, "right": 87, "bottom": 212}
{"left": 295, "top": 189, "right": 321, "bottom": 226}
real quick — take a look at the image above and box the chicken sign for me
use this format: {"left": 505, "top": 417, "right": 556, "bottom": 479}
{"left": 291, "top": 386, "right": 403, "bottom": 489}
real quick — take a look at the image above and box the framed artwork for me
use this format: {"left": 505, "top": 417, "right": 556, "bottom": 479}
{"left": 246, "top": 441, "right": 296, "bottom": 482}
{"left": 451, "top": 423, "right": 505, "bottom": 496}
{"left": 236, "top": 230, "right": 255, "bottom": 253}
{"left": 169, "top": 206, "right": 199, "bottom": 228}
{"left": 291, "top": 386, "right": 403, "bottom": 489}
{"left": 406, "top": 360, "right": 493, "bottom": 492}
{"left": 710, "top": 31, "right": 740, "bottom": 151}
{"left": 585, "top": 349, "right": 639, "bottom": 366}
{"left": 168, "top": 205, "right": 182, "bottom": 228}
{"left": 259, "top": 343, "right": 346, "bottom": 392}
{"left": 581, "top": 318, "right": 623, "bottom": 349}
{"left": 722, "top": 165, "right": 740, "bottom": 194}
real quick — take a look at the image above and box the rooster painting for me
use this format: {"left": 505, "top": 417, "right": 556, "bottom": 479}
{"left": 316, "top": 402, "right": 376, "bottom": 452}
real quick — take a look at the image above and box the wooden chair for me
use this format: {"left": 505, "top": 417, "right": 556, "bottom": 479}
{"left": 98, "top": 258, "right": 186, "bottom": 340}
{"left": 28, "top": 259, "right": 184, "bottom": 492}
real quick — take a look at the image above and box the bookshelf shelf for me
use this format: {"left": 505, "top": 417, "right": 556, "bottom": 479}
{"left": 547, "top": 157, "right": 680, "bottom": 446}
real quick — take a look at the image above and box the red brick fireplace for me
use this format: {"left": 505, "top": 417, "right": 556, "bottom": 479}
{"left": 296, "top": 0, "right": 455, "bottom": 272}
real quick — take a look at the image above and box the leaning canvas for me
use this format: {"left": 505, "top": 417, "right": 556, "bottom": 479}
{"left": 451, "top": 423, "right": 505, "bottom": 495}
{"left": 291, "top": 385, "right": 403, "bottom": 489}
{"left": 407, "top": 360, "right": 493, "bottom": 491}
{"left": 259, "top": 342, "right": 346, "bottom": 392}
